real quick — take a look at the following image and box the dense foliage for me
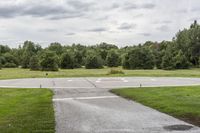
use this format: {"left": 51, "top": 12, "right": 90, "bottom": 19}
{"left": 0, "top": 21, "right": 200, "bottom": 71}
{"left": 85, "top": 51, "right": 103, "bottom": 69}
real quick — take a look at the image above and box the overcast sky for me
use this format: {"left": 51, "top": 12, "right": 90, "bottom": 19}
{"left": 0, "top": 0, "right": 199, "bottom": 47}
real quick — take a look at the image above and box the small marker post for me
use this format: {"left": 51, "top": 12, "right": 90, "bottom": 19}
{"left": 140, "top": 84, "right": 142, "bottom": 88}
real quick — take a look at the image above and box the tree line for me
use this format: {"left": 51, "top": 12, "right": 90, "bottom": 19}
{"left": 0, "top": 21, "right": 200, "bottom": 71}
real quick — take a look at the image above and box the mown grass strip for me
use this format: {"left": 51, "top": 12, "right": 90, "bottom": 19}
{"left": 111, "top": 86, "right": 200, "bottom": 126}
{"left": 0, "top": 88, "right": 55, "bottom": 133}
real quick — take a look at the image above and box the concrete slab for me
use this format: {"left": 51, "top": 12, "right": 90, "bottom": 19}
{"left": 1, "top": 77, "right": 200, "bottom": 132}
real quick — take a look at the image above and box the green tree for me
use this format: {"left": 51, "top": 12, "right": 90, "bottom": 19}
{"left": 21, "top": 41, "right": 42, "bottom": 68}
{"left": 85, "top": 51, "right": 103, "bottom": 69}
{"left": 0, "top": 45, "right": 11, "bottom": 54}
{"left": 161, "top": 51, "right": 175, "bottom": 70}
{"left": 39, "top": 51, "right": 59, "bottom": 71}
{"left": 0, "top": 58, "right": 2, "bottom": 69}
{"left": 3, "top": 53, "right": 18, "bottom": 68}
{"left": 122, "top": 53, "right": 130, "bottom": 69}
{"left": 106, "top": 50, "right": 120, "bottom": 67}
{"left": 173, "top": 50, "right": 190, "bottom": 69}
{"left": 73, "top": 50, "right": 83, "bottom": 68}
{"left": 21, "top": 51, "right": 31, "bottom": 68}
{"left": 60, "top": 52, "right": 74, "bottom": 69}
{"left": 122, "top": 47, "right": 154, "bottom": 69}
{"left": 48, "top": 42, "right": 63, "bottom": 55}
{"left": 29, "top": 56, "right": 40, "bottom": 70}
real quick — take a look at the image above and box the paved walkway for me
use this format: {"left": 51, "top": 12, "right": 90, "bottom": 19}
{"left": 1, "top": 77, "right": 200, "bottom": 132}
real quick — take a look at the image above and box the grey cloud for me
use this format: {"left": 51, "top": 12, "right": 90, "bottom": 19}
{"left": 132, "top": 14, "right": 144, "bottom": 18}
{"left": 39, "top": 28, "right": 58, "bottom": 32}
{"left": 153, "top": 20, "right": 172, "bottom": 24}
{"left": 157, "top": 25, "right": 170, "bottom": 31}
{"left": 0, "top": 5, "right": 22, "bottom": 18}
{"left": 191, "top": 7, "right": 200, "bottom": 12}
{"left": 22, "top": 5, "right": 66, "bottom": 17}
{"left": 48, "top": 13, "right": 84, "bottom": 20}
{"left": 66, "top": 33, "right": 75, "bottom": 36}
{"left": 123, "top": 3, "right": 138, "bottom": 10}
{"left": 139, "top": 33, "right": 151, "bottom": 36}
{"left": 0, "top": 4, "right": 66, "bottom": 18}
{"left": 141, "top": 3, "right": 155, "bottom": 9}
{"left": 118, "top": 23, "right": 136, "bottom": 30}
{"left": 161, "top": 20, "right": 172, "bottom": 24}
{"left": 92, "top": 15, "right": 109, "bottom": 21}
{"left": 67, "top": 0, "right": 94, "bottom": 11}
{"left": 88, "top": 27, "right": 107, "bottom": 32}
{"left": 123, "top": 3, "right": 155, "bottom": 10}
{"left": 111, "top": 3, "right": 120, "bottom": 9}
{"left": 177, "top": 9, "right": 188, "bottom": 13}
{"left": 0, "top": 1, "right": 94, "bottom": 19}
{"left": 188, "top": 17, "right": 200, "bottom": 22}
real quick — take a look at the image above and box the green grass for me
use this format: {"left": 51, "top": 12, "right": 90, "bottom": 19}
{"left": 1, "top": 67, "right": 200, "bottom": 79}
{"left": 0, "top": 88, "right": 55, "bottom": 133}
{"left": 111, "top": 86, "right": 200, "bottom": 126}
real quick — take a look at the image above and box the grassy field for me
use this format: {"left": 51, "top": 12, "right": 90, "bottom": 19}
{"left": 0, "top": 88, "right": 55, "bottom": 133}
{"left": 1, "top": 68, "right": 200, "bottom": 79}
{"left": 111, "top": 86, "right": 200, "bottom": 126}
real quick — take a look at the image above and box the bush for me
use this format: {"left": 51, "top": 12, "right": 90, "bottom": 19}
{"left": 106, "top": 50, "right": 120, "bottom": 67}
{"left": 85, "top": 52, "right": 103, "bottom": 69}
{"left": 3, "top": 63, "right": 17, "bottom": 68}
{"left": 29, "top": 56, "right": 40, "bottom": 70}
{"left": 39, "top": 51, "right": 59, "bottom": 71}
{"left": 107, "top": 69, "right": 124, "bottom": 75}
{"left": 60, "top": 52, "right": 74, "bottom": 69}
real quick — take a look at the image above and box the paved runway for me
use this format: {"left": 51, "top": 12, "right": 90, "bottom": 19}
{"left": 1, "top": 77, "right": 200, "bottom": 89}
{"left": 1, "top": 77, "right": 200, "bottom": 132}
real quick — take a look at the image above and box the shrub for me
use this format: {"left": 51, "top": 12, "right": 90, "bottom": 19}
{"left": 107, "top": 69, "right": 124, "bottom": 75}
{"left": 4, "top": 63, "right": 17, "bottom": 68}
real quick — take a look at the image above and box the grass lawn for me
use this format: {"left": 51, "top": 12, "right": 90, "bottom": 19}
{"left": 111, "top": 86, "right": 200, "bottom": 127}
{"left": 0, "top": 88, "right": 55, "bottom": 133}
{"left": 1, "top": 68, "right": 200, "bottom": 80}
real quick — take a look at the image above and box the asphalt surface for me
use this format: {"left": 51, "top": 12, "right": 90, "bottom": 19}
{"left": 1, "top": 77, "right": 200, "bottom": 133}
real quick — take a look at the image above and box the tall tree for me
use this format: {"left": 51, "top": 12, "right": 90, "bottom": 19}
{"left": 21, "top": 41, "right": 42, "bottom": 68}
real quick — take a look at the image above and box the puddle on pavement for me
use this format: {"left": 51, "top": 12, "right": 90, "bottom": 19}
{"left": 163, "top": 124, "right": 193, "bottom": 131}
